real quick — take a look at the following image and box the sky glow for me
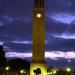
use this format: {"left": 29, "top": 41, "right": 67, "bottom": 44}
{"left": 12, "top": 40, "right": 32, "bottom": 44}
{"left": 0, "top": 42, "right": 4, "bottom": 45}
{"left": 6, "top": 51, "right": 75, "bottom": 60}
{"left": 0, "top": 22, "right": 3, "bottom": 26}
{"left": 51, "top": 13, "right": 75, "bottom": 24}
{"left": 53, "top": 33, "right": 75, "bottom": 39}
{"left": 12, "top": 40, "right": 48, "bottom": 44}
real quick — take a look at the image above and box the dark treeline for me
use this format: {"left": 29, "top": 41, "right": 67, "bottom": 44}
{"left": 1, "top": 45, "right": 75, "bottom": 75}
{"left": 0, "top": 45, "right": 30, "bottom": 75}
{"left": 0, "top": 45, "right": 6, "bottom": 68}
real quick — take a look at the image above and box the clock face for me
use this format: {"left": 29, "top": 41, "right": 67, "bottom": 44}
{"left": 36, "top": 13, "right": 42, "bottom": 18}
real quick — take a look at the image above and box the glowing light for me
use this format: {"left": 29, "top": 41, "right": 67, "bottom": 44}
{"left": 5, "top": 66, "right": 10, "bottom": 71}
{"left": 66, "top": 67, "right": 71, "bottom": 72}
{"left": 68, "top": 59, "right": 71, "bottom": 63}
{"left": 53, "top": 70, "right": 57, "bottom": 74}
{"left": 20, "top": 69, "right": 25, "bottom": 74}
{"left": 37, "top": 13, "right": 42, "bottom": 18}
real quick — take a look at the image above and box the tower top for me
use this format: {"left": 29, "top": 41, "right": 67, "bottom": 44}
{"left": 34, "top": 0, "right": 44, "bottom": 8}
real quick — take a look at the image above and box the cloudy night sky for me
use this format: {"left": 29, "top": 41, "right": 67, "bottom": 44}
{"left": 0, "top": 0, "right": 75, "bottom": 67}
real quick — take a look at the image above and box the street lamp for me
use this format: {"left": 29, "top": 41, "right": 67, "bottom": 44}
{"left": 53, "top": 70, "right": 57, "bottom": 74}
{"left": 66, "top": 67, "right": 71, "bottom": 72}
{"left": 5, "top": 66, "right": 10, "bottom": 75}
{"left": 5, "top": 66, "right": 10, "bottom": 71}
{"left": 20, "top": 69, "right": 25, "bottom": 74}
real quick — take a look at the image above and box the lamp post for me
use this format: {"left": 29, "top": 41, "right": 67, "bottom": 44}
{"left": 66, "top": 67, "right": 71, "bottom": 75}
{"left": 5, "top": 66, "right": 10, "bottom": 75}
{"left": 20, "top": 69, "right": 26, "bottom": 75}
{"left": 53, "top": 70, "right": 57, "bottom": 74}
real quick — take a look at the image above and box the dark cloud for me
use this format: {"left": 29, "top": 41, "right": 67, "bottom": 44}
{"left": 46, "top": 35, "right": 75, "bottom": 51}
{"left": 46, "top": 16, "right": 68, "bottom": 33}
{"left": 46, "top": 59, "right": 75, "bottom": 68}
{"left": 0, "top": 17, "right": 32, "bottom": 40}
{"left": 4, "top": 42, "right": 32, "bottom": 52}
{"left": 46, "top": 0, "right": 72, "bottom": 13}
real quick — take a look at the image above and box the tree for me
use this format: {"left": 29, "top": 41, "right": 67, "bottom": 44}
{"left": 8, "top": 58, "right": 30, "bottom": 75}
{"left": 0, "top": 45, "right": 6, "bottom": 68}
{"left": 56, "top": 69, "right": 66, "bottom": 75}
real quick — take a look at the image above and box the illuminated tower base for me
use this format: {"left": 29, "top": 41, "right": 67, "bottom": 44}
{"left": 30, "top": 63, "right": 47, "bottom": 75}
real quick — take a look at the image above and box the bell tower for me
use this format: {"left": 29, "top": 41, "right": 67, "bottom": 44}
{"left": 32, "top": 0, "right": 45, "bottom": 63}
{"left": 30, "top": 0, "right": 47, "bottom": 75}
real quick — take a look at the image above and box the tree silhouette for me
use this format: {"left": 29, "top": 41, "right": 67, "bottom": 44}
{"left": 0, "top": 45, "right": 6, "bottom": 68}
{"left": 8, "top": 58, "right": 30, "bottom": 70}
{"left": 8, "top": 58, "right": 30, "bottom": 75}
{"left": 56, "top": 69, "right": 66, "bottom": 75}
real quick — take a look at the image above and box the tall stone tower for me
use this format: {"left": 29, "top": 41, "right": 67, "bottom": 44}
{"left": 32, "top": 0, "right": 45, "bottom": 63}
{"left": 30, "top": 0, "right": 47, "bottom": 75}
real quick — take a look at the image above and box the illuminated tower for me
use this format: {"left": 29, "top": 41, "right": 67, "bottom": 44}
{"left": 30, "top": 0, "right": 47, "bottom": 75}
{"left": 32, "top": 0, "right": 45, "bottom": 63}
